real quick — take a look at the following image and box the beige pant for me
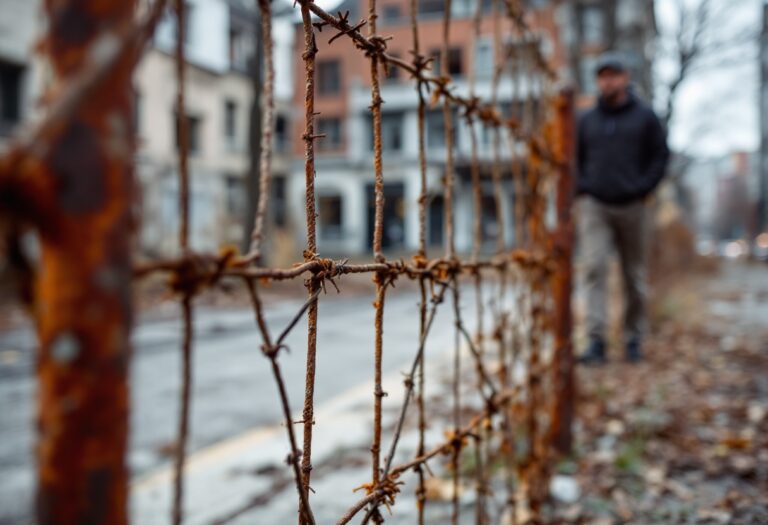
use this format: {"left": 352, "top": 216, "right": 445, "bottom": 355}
{"left": 578, "top": 196, "right": 648, "bottom": 343}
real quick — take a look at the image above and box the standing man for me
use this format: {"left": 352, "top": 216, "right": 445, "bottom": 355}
{"left": 577, "top": 52, "right": 669, "bottom": 364}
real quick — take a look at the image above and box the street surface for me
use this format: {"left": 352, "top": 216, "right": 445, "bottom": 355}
{"left": 0, "top": 283, "right": 485, "bottom": 524}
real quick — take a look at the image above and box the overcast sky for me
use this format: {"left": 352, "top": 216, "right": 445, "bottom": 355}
{"left": 655, "top": 0, "right": 763, "bottom": 158}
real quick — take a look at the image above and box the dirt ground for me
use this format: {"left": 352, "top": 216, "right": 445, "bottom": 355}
{"left": 554, "top": 260, "right": 768, "bottom": 524}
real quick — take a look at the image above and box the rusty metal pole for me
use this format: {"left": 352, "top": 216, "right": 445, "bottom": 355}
{"left": 550, "top": 87, "right": 576, "bottom": 455}
{"left": 35, "top": 0, "right": 137, "bottom": 522}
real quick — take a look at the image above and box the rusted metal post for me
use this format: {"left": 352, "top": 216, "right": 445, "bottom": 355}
{"left": 550, "top": 87, "right": 576, "bottom": 455}
{"left": 34, "top": 0, "right": 137, "bottom": 523}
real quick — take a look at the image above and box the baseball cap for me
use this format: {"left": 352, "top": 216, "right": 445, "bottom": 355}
{"left": 595, "top": 52, "right": 626, "bottom": 75}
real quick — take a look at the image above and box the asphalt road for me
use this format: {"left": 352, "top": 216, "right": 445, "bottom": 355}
{"left": 0, "top": 284, "right": 481, "bottom": 524}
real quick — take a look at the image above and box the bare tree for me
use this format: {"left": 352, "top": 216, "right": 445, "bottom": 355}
{"left": 656, "top": 0, "right": 759, "bottom": 132}
{"left": 654, "top": 0, "right": 760, "bottom": 225}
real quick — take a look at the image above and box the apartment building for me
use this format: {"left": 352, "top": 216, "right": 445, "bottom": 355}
{"left": 135, "top": 0, "right": 293, "bottom": 256}
{"left": 288, "top": 0, "right": 565, "bottom": 256}
{"left": 0, "top": 0, "right": 42, "bottom": 150}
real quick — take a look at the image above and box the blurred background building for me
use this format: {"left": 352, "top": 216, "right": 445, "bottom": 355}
{"left": 287, "top": 0, "right": 565, "bottom": 256}
{"left": 0, "top": 0, "right": 42, "bottom": 151}
{"left": 682, "top": 151, "right": 761, "bottom": 256}
{"left": 556, "top": 0, "right": 657, "bottom": 105}
{"left": 134, "top": 0, "right": 294, "bottom": 256}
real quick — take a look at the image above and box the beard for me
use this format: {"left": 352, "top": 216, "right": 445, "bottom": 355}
{"left": 600, "top": 87, "right": 625, "bottom": 106}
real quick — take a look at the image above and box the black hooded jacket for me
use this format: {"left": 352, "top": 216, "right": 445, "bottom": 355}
{"left": 577, "top": 93, "right": 669, "bottom": 205}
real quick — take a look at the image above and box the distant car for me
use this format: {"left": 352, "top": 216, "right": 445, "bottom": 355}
{"left": 695, "top": 238, "right": 715, "bottom": 257}
{"left": 754, "top": 232, "right": 768, "bottom": 262}
{"left": 718, "top": 239, "right": 748, "bottom": 259}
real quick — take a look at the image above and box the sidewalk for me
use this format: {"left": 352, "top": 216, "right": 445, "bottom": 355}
{"left": 560, "top": 261, "right": 768, "bottom": 524}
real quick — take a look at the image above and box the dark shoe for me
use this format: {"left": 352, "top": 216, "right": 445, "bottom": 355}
{"left": 578, "top": 338, "right": 607, "bottom": 366}
{"left": 625, "top": 338, "right": 643, "bottom": 363}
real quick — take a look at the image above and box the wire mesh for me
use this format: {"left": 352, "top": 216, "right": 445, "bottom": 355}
{"left": 0, "top": 0, "right": 575, "bottom": 523}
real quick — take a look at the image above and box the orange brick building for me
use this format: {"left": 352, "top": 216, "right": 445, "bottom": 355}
{"left": 286, "top": 0, "right": 654, "bottom": 255}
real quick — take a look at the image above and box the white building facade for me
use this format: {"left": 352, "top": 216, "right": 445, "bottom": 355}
{"left": 134, "top": 0, "right": 256, "bottom": 256}
{"left": 0, "top": 0, "right": 43, "bottom": 149}
{"left": 134, "top": 0, "right": 295, "bottom": 257}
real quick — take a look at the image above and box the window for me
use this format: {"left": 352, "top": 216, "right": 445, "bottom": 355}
{"left": 426, "top": 109, "right": 457, "bottom": 149}
{"left": 229, "top": 26, "right": 253, "bottom": 71}
{"left": 224, "top": 175, "right": 246, "bottom": 217}
{"left": 369, "top": 112, "right": 404, "bottom": 151}
{"left": 175, "top": 113, "right": 202, "bottom": 155}
{"left": 224, "top": 99, "right": 237, "bottom": 146}
{"left": 317, "top": 117, "right": 342, "bottom": 151}
{"left": 429, "top": 48, "right": 463, "bottom": 77}
{"left": 481, "top": 123, "right": 496, "bottom": 148}
{"left": 0, "top": 60, "right": 23, "bottom": 135}
{"left": 579, "top": 5, "right": 605, "bottom": 46}
{"left": 382, "top": 113, "right": 403, "bottom": 151}
{"left": 480, "top": 194, "right": 499, "bottom": 243}
{"left": 319, "top": 194, "right": 343, "bottom": 240}
{"left": 366, "top": 183, "right": 405, "bottom": 249}
{"left": 317, "top": 60, "right": 341, "bottom": 95}
{"left": 447, "top": 48, "right": 463, "bottom": 76}
{"left": 419, "top": 0, "right": 444, "bottom": 16}
{"left": 474, "top": 39, "right": 493, "bottom": 78}
{"left": 428, "top": 195, "right": 444, "bottom": 246}
{"left": 174, "top": 2, "right": 193, "bottom": 44}
{"left": 272, "top": 175, "right": 287, "bottom": 227}
{"left": 275, "top": 114, "right": 288, "bottom": 152}
{"left": 579, "top": 55, "right": 598, "bottom": 94}
{"left": 383, "top": 4, "right": 402, "bottom": 23}
{"left": 383, "top": 53, "right": 400, "bottom": 82}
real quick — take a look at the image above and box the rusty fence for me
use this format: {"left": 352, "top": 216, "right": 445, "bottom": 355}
{"left": 0, "top": 0, "right": 576, "bottom": 523}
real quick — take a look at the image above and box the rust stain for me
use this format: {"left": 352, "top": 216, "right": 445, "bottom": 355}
{"left": 33, "top": 1, "right": 137, "bottom": 524}
{"left": 48, "top": 120, "right": 107, "bottom": 213}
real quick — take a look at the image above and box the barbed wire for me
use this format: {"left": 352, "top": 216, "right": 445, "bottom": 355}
{"left": 0, "top": 0, "right": 576, "bottom": 523}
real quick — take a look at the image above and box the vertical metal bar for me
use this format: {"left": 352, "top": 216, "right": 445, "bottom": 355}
{"left": 468, "top": 6, "right": 489, "bottom": 525}
{"left": 35, "top": 1, "right": 136, "bottom": 522}
{"left": 248, "top": 0, "right": 276, "bottom": 261}
{"left": 371, "top": 275, "right": 386, "bottom": 525}
{"left": 299, "top": 6, "right": 319, "bottom": 523}
{"left": 409, "top": 5, "right": 428, "bottom": 523}
{"left": 450, "top": 279, "right": 461, "bottom": 525}
{"left": 171, "top": 1, "right": 194, "bottom": 523}
{"left": 415, "top": 277, "right": 428, "bottom": 525}
{"left": 172, "top": 295, "right": 193, "bottom": 525}
{"left": 366, "top": 4, "right": 387, "bottom": 525}
{"left": 468, "top": 0, "right": 482, "bottom": 263}
{"left": 176, "top": 0, "right": 190, "bottom": 253}
{"left": 367, "top": 4, "right": 386, "bottom": 523}
{"left": 441, "top": 0, "right": 455, "bottom": 259}
{"left": 369, "top": 0, "right": 385, "bottom": 263}
{"left": 490, "top": 0, "right": 506, "bottom": 255}
{"left": 550, "top": 88, "right": 576, "bottom": 455}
